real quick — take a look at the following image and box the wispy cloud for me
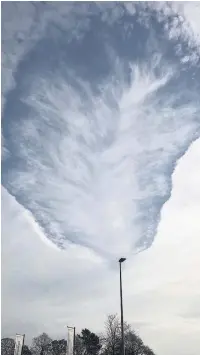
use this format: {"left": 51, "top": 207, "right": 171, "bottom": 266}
{"left": 144, "top": 2, "right": 200, "bottom": 64}
{"left": 2, "top": 54, "right": 200, "bottom": 258}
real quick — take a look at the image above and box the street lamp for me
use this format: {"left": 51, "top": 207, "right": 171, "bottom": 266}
{"left": 119, "top": 257, "right": 126, "bottom": 355}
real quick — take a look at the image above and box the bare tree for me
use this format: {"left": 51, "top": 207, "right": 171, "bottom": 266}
{"left": 31, "top": 333, "right": 52, "bottom": 355}
{"left": 103, "top": 314, "right": 130, "bottom": 355}
{"left": 102, "top": 315, "right": 155, "bottom": 355}
{"left": 104, "top": 314, "right": 120, "bottom": 355}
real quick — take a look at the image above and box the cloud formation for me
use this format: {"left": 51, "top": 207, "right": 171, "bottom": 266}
{"left": 2, "top": 2, "right": 200, "bottom": 259}
{"left": 2, "top": 55, "right": 200, "bottom": 258}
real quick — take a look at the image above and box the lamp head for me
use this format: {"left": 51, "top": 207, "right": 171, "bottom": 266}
{"left": 119, "top": 257, "right": 126, "bottom": 263}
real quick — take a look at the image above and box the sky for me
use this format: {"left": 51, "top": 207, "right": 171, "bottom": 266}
{"left": 1, "top": 2, "right": 200, "bottom": 354}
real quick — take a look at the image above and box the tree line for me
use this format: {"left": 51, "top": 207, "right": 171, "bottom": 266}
{"left": 1, "top": 314, "right": 155, "bottom": 355}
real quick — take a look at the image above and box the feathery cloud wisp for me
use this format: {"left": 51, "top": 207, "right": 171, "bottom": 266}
{"left": 2, "top": 55, "right": 200, "bottom": 258}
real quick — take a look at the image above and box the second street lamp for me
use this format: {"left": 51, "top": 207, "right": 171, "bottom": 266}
{"left": 119, "top": 257, "right": 126, "bottom": 355}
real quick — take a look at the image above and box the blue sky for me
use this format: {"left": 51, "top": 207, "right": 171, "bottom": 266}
{"left": 2, "top": 2, "right": 200, "bottom": 354}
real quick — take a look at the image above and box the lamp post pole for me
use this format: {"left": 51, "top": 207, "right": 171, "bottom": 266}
{"left": 119, "top": 257, "right": 126, "bottom": 355}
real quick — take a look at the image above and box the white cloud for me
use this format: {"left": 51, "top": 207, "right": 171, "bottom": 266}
{"left": 168, "top": 2, "right": 200, "bottom": 46}
{"left": 3, "top": 52, "right": 200, "bottom": 259}
{"left": 2, "top": 1, "right": 200, "bottom": 258}
{"left": 146, "top": 2, "right": 200, "bottom": 64}
{"left": 2, "top": 139, "right": 200, "bottom": 354}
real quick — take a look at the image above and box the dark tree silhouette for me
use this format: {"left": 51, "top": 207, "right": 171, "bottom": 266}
{"left": 1, "top": 338, "right": 15, "bottom": 355}
{"left": 51, "top": 339, "right": 67, "bottom": 355}
{"left": 22, "top": 345, "right": 32, "bottom": 355}
{"left": 77, "top": 329, "right": 102, "bottom": 355}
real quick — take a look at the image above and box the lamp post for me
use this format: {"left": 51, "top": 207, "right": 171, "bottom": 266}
{"left": 119, "top": 257, "right": 126, "bottom": 355}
